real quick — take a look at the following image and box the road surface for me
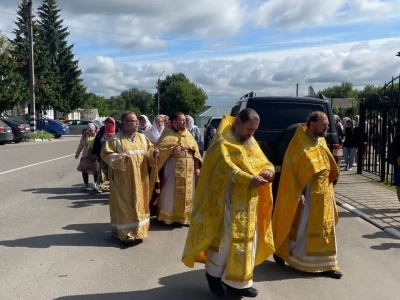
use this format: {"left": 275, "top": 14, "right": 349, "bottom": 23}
{"left": 0, "top": 138, "right": 399, "bottom": 300}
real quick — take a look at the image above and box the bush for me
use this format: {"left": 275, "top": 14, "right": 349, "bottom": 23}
{"left": 25, "top": 130, "right": 54, "bottom": 141}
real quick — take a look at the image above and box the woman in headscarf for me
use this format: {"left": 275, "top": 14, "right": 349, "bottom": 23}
{"left": 148, "top": 114, "right": 165, "bottom": 144}
{"left": 75, "top": 123, "right": 99, "bottom": 189}
{"left": 138, "top": 115, "right": 152, "bottom": 131}
{"left": 186, "top": 115, "right": 204, "bottom": 156}
{"left": 93, "top": 117, "right": 119, "bottom": 192}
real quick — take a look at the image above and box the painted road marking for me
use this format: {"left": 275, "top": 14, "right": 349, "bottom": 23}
{"left": 0, "top": 154, "right": 75, "bottom": 175}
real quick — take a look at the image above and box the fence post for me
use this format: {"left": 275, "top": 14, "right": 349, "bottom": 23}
{"left": 380, "top": 99, "right": 388, "bottom": 182}
{"left": 357, "top": 98, "right": 366, "bottom": 174}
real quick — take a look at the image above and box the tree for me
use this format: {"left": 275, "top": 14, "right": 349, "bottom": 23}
{"left": 356, "top": 84, "right": 380, "bottom": 100}
{"left": 36, "top": 0, "right": 86, "bottom": 113}
{"left": 156, "top": 73, "right": 207, "bottom": 116}
{"left": 318, "top": 81, "right": 358, "bottom": 99}
{"left": 332, "top": 106, "right": 339, "bottom": 115}
{"left": 345, "top": 106, "right": 358, "bottom": 118}
{"left": 119, "top": 88, "right": 154, "bottom": 116}
{"left": 83, "top": 92, "right": 110, "bottom": 117}
{"left": 9, "top": 0, "right": 32, "bottom": 107}
{"left": 0, "top": 33, "right": 24, "bottom": 113}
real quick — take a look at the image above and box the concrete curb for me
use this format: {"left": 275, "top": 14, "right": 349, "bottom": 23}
{"left": 336, "top": 198, "right": 400, "bottom": 240}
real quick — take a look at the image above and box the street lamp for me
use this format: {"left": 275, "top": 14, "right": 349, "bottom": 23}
{"left": 296, "top": 75, "right": 306, "bottom": 97}
{"left": 157, "top": 71, "right": 165, "bottom": 115}
{"left": 396, "top": 52, "right": 400, "bottom": 58}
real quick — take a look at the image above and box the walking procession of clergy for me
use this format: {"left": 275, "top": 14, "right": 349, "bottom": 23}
{"left": 88, "top": 109, "right": 342, "bottom": 298}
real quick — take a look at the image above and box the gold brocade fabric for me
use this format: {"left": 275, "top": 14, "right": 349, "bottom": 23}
{"left": 101, "top": 132, "right": 155, "bottom": 241}
{"left": 181, "top": 115, "right": 275, "bottom": 283}
{"left": 272, "top": 124, "right": 340, "bottom": 260}
{"left": 149, "top": 127, "right": 202, "bottom": 224}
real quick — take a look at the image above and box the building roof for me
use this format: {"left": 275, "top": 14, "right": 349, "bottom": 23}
{"left": 197, "top": 106, "right": 232, "bottom": 117}
{"left": 327, "top": 98, "right": 356, "bottom": 108}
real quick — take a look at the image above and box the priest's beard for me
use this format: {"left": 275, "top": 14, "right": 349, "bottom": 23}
{"left": 233, "top": 130, "right": 254, "bottom": 148}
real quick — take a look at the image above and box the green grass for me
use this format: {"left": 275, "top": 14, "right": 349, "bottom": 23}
{"left": 24, "top": 130, "right": 54, "bottom": 141}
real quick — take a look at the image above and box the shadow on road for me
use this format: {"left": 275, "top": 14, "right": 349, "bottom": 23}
{"left": 0, "top": 222, "right": 131, "bottom": 249}
{"left": 53, "top": 269, "right": 214, "bottom": 300}
{"left": 338, "top": 211, "right": 356, "bottom": 218}
{"left": 361, "top": 230, "right": 400, "bottom": 250}
{"left": 254, "top": 260, "right": 314, "bottom": 282}
{"left": 22, "top": 186, "right": 109, "bottom": 208}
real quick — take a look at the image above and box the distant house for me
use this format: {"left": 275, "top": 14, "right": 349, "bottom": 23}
{"left": 306, "top": 92, "right": 356, "bottom": 109}
{"left": 195, "top": 105, "right": 232, "bottom": 127}
{"left": 6, "top": 101, "right": 99, "bottom": 121}
{"left": 327, "top": 97, "right": 356, "bottom": 109}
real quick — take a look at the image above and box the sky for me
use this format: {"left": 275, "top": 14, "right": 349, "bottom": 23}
{"left": 0, "top": 0, "right": 400, "bottom": 106}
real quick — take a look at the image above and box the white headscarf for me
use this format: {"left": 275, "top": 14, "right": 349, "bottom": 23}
{"left": 139, "top": 115, "right": 152, "bottom": 130}
{"left": 186, "top": 115, "right": 195, "bottom": 131}
{"left": 150, "top": 116, "right": 165, "bottom": 143}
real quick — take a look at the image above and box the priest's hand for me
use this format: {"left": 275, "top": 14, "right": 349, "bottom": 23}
{"left": 259, "top": 169, "right": 274, "bottom": 181}
{"left": 173, "top": 146, "right": 184, "bottom": 155}
{"left": 153, "top": 148, "right": 159, "bottom": 159}
{"left": 195, "top": 168, "right": 200, "bottom": 177}
{"left": 250, "top": 175, "right": 269, "bottom": 188}
{"left": 299, "top": 194, "right": 306, "bottom": 208}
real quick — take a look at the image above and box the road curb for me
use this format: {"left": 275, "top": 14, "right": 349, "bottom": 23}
{"left": 336, "top": 198, "right": 400, "bottom": 240}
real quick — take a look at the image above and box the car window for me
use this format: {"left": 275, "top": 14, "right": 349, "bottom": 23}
{"left": 247, "top": 101, "right": 326, "bottom": 130}
{"left": 231, "top": 102, "right": 241, "bottom": 117}
{"left": 210, "top": 118, "right": 221, "bottom": 128}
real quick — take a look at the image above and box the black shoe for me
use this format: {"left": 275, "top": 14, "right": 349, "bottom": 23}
{"left": 273, "top": 254, "right": 285, "bottom": 267}
{"left": 222, "top": 282, "right": 258, "bottom": 298}
{"left": 205, "top": 272, "right": 224, "bottom": 297}
{"left": 323, "top": 270, "right": 343, "bottom": 279}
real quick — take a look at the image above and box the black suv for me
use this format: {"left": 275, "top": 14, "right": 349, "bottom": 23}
{"left": 230, "top": 92, "right": 342, "bottom": 199}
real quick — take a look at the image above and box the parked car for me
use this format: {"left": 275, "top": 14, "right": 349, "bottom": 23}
{"left": 63, "top": 119, "right": 103, "bottom": 134}
{"left": 0, "top": 118, "right": 31, "bottom": 143}
{"left": 203, "top": 117, "right": 222, "bottom": 150}
{"left": 230, "top": 92, "right": 342, "bottom": 200}
{"left": 36, "top": 117, "right": 69, "bottom": 138}
{"left": 0, "top": 120, "right": 14, "bottom": 145}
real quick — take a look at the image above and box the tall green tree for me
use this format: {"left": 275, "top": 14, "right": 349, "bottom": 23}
{"left": 0, "top": 33, "right": 24, "bottom": 113}
{"left": 9, "top": 0, "right": 31, "bottom": 105}
{"left": 119, "top": 88, "right": 154, "bottom": 116}
{"left": 36, "top": 0, "right": 86, "bottom": 113}
{"left": 83, "top": 92, "right": 110, "bottom": 117}
{"left": 318, "top": 81, "right": 358, "bottom": 99}
{"left": 156, "top": 73, "right": 207, "bottom": 116}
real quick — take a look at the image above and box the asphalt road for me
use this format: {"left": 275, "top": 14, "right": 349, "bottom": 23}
{"left": 0, "top": 138, "right": 399, "bottom": 300}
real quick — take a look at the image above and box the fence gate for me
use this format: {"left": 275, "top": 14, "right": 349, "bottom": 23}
{"left": 357, "top": 75, "right": 400, "bottom": 183}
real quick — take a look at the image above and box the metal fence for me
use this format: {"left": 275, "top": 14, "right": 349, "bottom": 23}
{"left": 357, "top": 75, "right": 400, "bottom": 183}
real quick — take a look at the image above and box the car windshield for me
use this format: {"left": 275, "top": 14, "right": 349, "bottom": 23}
{"left": 247, "top": 101, "right": 326, "bottom": 130}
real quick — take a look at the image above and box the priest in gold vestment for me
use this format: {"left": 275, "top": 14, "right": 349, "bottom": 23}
{"left": 150, "top": 112, "right": 202, "bottom": 225}
{"left": 272, "top": 111, "right": 342, "bottom": 279}
{"left": 101, "top": 112, "right": 157, "bottom": 244}
{"left": 182, "top": 108, "right": 275, "bottom": 298}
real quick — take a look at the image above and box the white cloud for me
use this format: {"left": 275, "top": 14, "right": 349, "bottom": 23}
{"left": 81, "top": 38, "right": 400, "bottom": 106}
{"left": 1, "top": 0, "right": 400, "bottom": 108}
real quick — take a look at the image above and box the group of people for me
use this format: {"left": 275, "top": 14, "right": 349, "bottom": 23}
{"left": 75, "top": 109, "right": 342, "bottom": 298}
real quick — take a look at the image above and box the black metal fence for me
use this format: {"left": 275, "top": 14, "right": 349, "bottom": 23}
{"left": 357, "top": 75, "right": 400, "bottom": 183}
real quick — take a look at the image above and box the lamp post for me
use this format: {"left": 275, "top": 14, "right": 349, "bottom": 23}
{"left": 157, "top": 71, "right": 165, "bottom": 115}
{"left": 396, "top": 52, "right": 400, "bottom": 58}
{"left": 296, "top": 75, "right": 306, "bottom": 97}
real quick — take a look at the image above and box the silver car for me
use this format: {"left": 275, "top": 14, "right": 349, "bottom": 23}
{"left": 63, "top": 119, "right": 103, "bottom": 135}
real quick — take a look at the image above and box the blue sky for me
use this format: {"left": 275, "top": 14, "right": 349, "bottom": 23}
{"left": 1, "top": 0, "right": 400, "bottom": 105}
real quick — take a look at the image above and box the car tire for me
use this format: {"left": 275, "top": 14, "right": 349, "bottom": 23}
{"left": 0, "top": 141, "right": 5, "bottom": 145}
{"left": 14, "top": 139, "right": 21, "bottom": 143}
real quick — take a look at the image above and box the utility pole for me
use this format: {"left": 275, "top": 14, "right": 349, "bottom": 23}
{"left": 157, "top": 70, "right": 165, "bottom": 115}
{"left": 28, "top": 0, "right": 36, "bottom": 131}
{"left": 296, "top": 75, "right": 306, "bottom": 97}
